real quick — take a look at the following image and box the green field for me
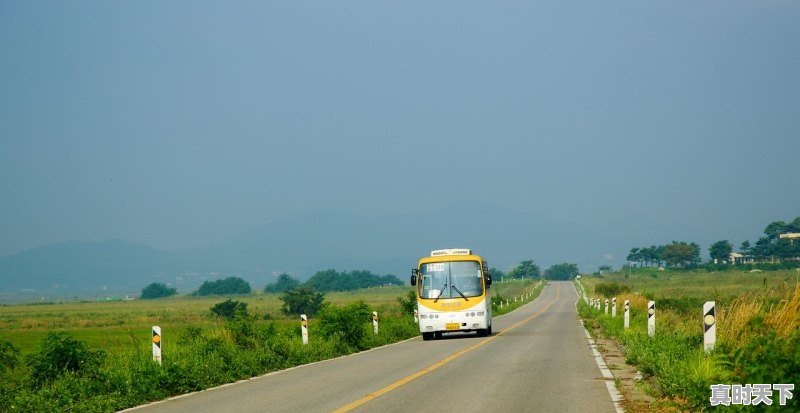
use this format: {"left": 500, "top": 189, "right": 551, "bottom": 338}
{"left": 0, "top": 279, "right": 541, "bottom": 412}
{"left": 0, "top": 286, "right": 415, "bottom": 354}
{"left": 0, "top": 281, "right": 537, "bottom": 354}
{"left": 577, "top": 269, "right": 799, "bottom": 412}
{"left": 582, "top": 267, "right": 800, "bottom": 302}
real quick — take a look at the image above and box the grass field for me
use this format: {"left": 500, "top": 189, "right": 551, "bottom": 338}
{"left": 0, "top": 279, "right": 537, "bottom": 353}
{"left": 577, "top": 268, "right": 800, "bottom": 412}
{"left": 0, "top": 279, "right": 540, "bottom": 412}
{"left": 583, "top": 267, "right": 800, "bottom": 302}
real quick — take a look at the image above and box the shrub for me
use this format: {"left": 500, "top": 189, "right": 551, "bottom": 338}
{"left": 318, "top": 301, "right": 371, "bottom": 350}
{"left": 26, "top": 332, "right": 105, "bottom": 387}
{"left": 280, "top": 288, "right": 325, "bottom": 316}
{"left": 210, "top": 299, "right": 248, "bottom": 319}
{"left": 0, "top": 338, "right": 19, "bottom": 371}
{"left": 140, "top": 282, "right": 177, "bottom": 299}
{"left": 264, "top": 273, "right": 301, "bottom": 293}
{"left": 196, "top": 276, "right": 252, "bottom": 296}
{"left": 594, "top": 282, "right": 631, "bottom": 297}
{"left": 396, "top": 290, "right": 417, "bottom": 315}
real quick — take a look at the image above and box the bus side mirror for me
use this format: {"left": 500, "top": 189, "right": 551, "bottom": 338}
{"left": 485, "top": 273, "right": 492, "bottom": 288}
{"left": 411, "top": 268, "right": 418, "bottom": 286}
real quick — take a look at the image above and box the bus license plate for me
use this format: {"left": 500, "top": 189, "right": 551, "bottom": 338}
{"left": 445, "top": 323, "right": 460, "bottom": 331}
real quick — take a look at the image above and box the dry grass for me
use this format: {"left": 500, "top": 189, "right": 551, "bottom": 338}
{"left": 719, "top": 283, "right": 800, "bottom": 347}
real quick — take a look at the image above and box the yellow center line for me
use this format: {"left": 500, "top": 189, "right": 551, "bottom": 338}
{"left": 331, "top": 283, "right": 561, "bottom": 413}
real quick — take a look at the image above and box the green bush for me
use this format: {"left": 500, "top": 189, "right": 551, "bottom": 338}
{"left": 730, "top": 329, "right": 800, "bottom": 392}
{"left": 280, "top": 287, "right": 325, "bottom": 316}
{"left": 140, "top": 282, "right": 177, "bottom": 299}
{"left": 25, "top": 332, "right": 105, "bottom": 387}
{"left": 264, "top": 273, "right": 301, "bottom": 293}
{"left": 195, "top": 276, "right": 252, "bottom": 296}
{"left": 318, "top": 301, "right": 371, "bottom": 350}
{"left": 0, "top": 338, "right": 19, "bottom": 371}
{"left": 594, "top": 282, "right": 631, "bottom": 297}
{"left": 210, "top": 299, "right": 248, "bottom": 319}
{"left": 396, "top": 290, "right": 417, "bottom": 315}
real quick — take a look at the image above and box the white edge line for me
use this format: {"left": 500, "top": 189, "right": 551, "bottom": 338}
{"left": 573, "top": 281, "right": 625, "bottom": 413}
{"left": 122, "top": 281, "right": 547, "bottom": 412}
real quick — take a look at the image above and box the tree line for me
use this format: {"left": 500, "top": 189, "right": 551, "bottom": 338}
{"left": 141, "top": 269, "right": 402, "bottom": 299}
{"left": 626, "top": 215, "right": 800, "bottom": 269}
{"left": 491, "top": 259, "right": 579, "bottom": 281}
{"left": 626, "top": 242, "right": 702, "bottom": 268}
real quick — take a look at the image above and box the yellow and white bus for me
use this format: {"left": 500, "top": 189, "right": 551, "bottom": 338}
{"left": 411, "top": 248, "right": 493, "bottom": 340}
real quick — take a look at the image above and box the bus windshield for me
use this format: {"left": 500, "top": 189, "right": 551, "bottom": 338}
{"left": 419, "top": 261, "right": 483, "bottom": 299}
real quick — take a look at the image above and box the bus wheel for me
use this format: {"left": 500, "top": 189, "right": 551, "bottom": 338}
{"left": 422, "top": 332, "right": 434, "bottom": 341}
{"left": 487, "top": 325, "right": 493, "bottom": 335}
{"left": 477, "top": 329, "right": 488, "bottom": 337}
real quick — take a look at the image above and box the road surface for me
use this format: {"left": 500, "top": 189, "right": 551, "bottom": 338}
{"left": 126, "top": 281, "right": 619, "bottom": 413}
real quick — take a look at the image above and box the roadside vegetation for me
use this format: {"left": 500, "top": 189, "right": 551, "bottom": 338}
{"left": 0, "top": 279, "right": 537, "bottom": 412}
{"left": 578, "top": 269, "right": 799, "bottom": 411}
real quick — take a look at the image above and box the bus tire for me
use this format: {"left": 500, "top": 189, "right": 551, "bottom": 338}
{"left": 487, "top": 325, "right": 493, "bottom": 335}
{"left": 477, "top": 328, "right": 488, "bottom": 337}
{"left": 422, "top": 332, "right": 434, "bottom": 341}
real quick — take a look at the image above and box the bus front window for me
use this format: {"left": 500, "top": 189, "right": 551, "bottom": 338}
{"left": 419, "top": 261, "right": 483, "bottom": 299}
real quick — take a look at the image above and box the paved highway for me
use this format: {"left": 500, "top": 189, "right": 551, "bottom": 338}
{"left": 126, "top": 281, "right": 619, "bottom": 413}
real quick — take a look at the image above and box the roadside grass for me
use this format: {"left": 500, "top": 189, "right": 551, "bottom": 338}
{"left": 0, "top": 281, "right": 536, "bottom": 412}
{"left": 490, "top": 278, "right": 545, "bottom": 316}
{"left": 577, "top": 270, "right": 799, "bottom": 411}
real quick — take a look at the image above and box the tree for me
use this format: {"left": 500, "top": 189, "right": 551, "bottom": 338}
{"left": 195, "top": 276, "right": 252, "bottom": 296}
{"left": 508, "top": 260, "right": 540, "bottom": 278}
{"left": 210, "top": 299, "right": 248, "bottom": 319}
{"left": 626, "top": 248, "right": 641, "bottom": 266}
{"left": 489, "top": 267, "right": 506, "bottom": 281}
{"left": 140, "top": 282, "right": 177, "bottom": 299}
{"left": 598, "top": 265, "right": 613, "bottom": 273}
{"left": 789, "top": 216, "right": 800, "bottom": 233}
{"left": 764, "top": 221, "right": 787, "bottom": 238}
{"left": 660, "top": 241, "right": 698, "bottom": 267}
{"left": 303, "top": 269, "right": 402, "bottom": 292}
{"left": 264, "top": 273, "right": 300, "bottom": 293}
{"left": 280, "top": 287, "right": 325, "bottom": 316}
{"left": 709, "top": 240, "right": 733, "bottom": 263}
{"left": 544, "top": 263, "right": 579, "bottom": 280}
{"left": 739, "top": 240, "right": 751, "bottom": 253}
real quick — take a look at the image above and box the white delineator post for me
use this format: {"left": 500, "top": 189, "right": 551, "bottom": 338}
{"left": 703, "top": 301, "right": 716, "bottom": 353}
{"left": 605, "top": 299, "right": 609, "bottom": 315}
{"left": 624, "top": 300, "right": 630, "bottom": 329}
{"left": 413, "top": 309, "right": 418, "bottom": 323}
{"left": 301, "top": 314, "right": 309, "bottom": 345}
{"left": 152, "top": 326, "right": 162, "bottom": 365}
{"left": 647, "top": 301, "right": 656, "bottom": 337}
{"left": 612, "top": 297, "right": 617, "bottom": 318}
{"left": 373, "top": 311, "right": 379, "bottom": 335}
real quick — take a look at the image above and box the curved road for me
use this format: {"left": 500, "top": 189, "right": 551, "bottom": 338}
{"left": 126, "top": 281, "right": 618, "bottom": 413}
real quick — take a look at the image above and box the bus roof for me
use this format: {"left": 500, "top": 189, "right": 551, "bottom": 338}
{"left": 418, "top": 254, "right": 484, "bottom": 266}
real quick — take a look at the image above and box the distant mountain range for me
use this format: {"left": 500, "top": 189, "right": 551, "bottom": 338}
{"left": 0, "top": 206, "right": 625, "bottom": 295}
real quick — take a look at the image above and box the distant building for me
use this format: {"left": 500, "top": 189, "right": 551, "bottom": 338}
{"left": 729, "top": 252, "right": 754, "bottom": 265}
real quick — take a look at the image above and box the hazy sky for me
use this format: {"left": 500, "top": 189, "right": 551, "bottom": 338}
{"left": 2, "top": 1, "right": 799, "bottom": 261}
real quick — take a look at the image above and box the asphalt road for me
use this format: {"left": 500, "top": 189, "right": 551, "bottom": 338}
{"left": 125, "top": 281, "right": 618, "bottom": 413}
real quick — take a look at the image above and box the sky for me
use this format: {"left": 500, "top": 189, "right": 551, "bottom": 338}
{"left": 1, "top": 1, "right": 799, "bottom": 267}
